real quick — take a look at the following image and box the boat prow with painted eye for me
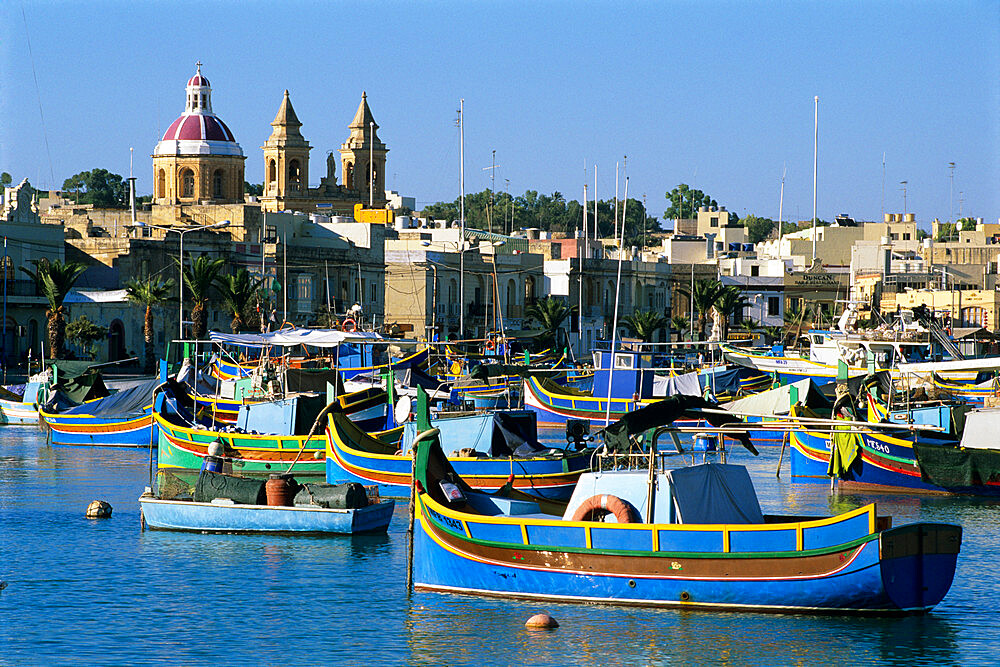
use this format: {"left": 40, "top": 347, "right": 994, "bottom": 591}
{"left": 410, "top": 396, "right": 963, "bottom": 614}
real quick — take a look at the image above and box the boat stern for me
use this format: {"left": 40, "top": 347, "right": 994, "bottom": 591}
{"left": 880, "top": 522, "right": 962, "bottom": 611}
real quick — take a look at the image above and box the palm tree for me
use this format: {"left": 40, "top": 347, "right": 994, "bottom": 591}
{"left": 714, "top": 286, "right": 749, "bottom": 340}
{"left": 670, "top": 315, "right": 689, "bottom": 342}
{"left": 179, "top": 254, "right": 226, "bottom": 339}
{"left": 217, "top": 269, "right": 263, "bottom": 333}
{"left": 680, "top": 279, "right": 727, "bottom": 339}
{"left": 783, "top": 302, "right": 806, "bottom": 345}
{"left": 623, "top": 309, "right": 670, "bottom": 343}
{"left": 124, "top": 276, "right": 175, "bottom": 373}
{"left": 524, "top": 297, "right": 575, "bottom": 350}
{"left": 738, "top": 318, "right": 758, "bottom": 332}
{"left": 19, "top": 258, "right": 87, "bottom": 359}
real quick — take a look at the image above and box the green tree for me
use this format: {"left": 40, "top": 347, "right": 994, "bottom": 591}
{"left": 670, "top": 315, "right": 689, "bottom": 342}
{"left": 714, "top": 286, "right": 749, "bottom": 339}
{"left": 741, "top": 215, "right": 776, "bottom": 244}
{"left": 179, "top": 254, "right": 226, "bottom": 339}
{"left": 124, "top": 275, "right": 175, "bottom": 373}
{"left": 663, "top": 184, "right": 718, "bottom": 221}
{"left": 524, "top": 297, "right": 575, "bottom": 349}
{"left": 679, "top": 278, "right": 727, "bottom": 339}
{"left": 244, "top": 181, "right": 264, "bottom": 197}
{"left": 0, "top": 172, "right": 11, "bottom": 187}
{"left": 66, "top": 316, "right": 108, "bottom": 359}
{"left": 623, "top": 309, "right": 669, "bottom": 343}
{"left": 19, "top": 258, "right": 88, "bottom": 359}
{"left": 61, "top": 168, "right": 128, "bottom": 208}
{"left": 217, "top": 268, "right": 263, "bottom": 333}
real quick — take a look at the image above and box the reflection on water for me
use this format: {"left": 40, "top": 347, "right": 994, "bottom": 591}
{"left": 0, "top": 426, "right": 996, "bottom": 664}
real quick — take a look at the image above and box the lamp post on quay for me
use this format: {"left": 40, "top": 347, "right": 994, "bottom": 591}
{"left": 138, "top": 220, "right": 230, "bottom": 338}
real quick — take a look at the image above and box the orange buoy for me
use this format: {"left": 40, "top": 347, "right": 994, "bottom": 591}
{"left": 570, "top": 494, "right": 635, "bottom": 523}
{"left": 525, "top": 613, "right": 559, "bottom": 629}
{"left": 342, "top": 317, "right": 357, "bottom": 332}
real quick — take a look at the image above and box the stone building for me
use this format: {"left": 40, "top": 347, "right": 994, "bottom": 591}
{"left": 152, "top": 64, "right": 246, "bottom": 205}
{"left": 259, "top": 90, "right": 388, "bottom": 215}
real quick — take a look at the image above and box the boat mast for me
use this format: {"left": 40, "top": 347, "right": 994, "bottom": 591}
{"left": 604, "top": 177, "right": 629, "bottom": 426}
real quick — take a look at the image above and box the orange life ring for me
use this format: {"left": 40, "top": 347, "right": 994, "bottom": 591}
{"left": 570, "top": 494, "right": 635, "bottom": 523}
{"left": 342, "top": 318, "right": 357, "bottom": 332}
{"left": 485, "top": 339, "right": 496, "bottom": 351}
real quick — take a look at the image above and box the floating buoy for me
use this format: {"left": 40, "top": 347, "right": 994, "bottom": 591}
{"left": 86, "top": 500, "right": 113, "bottom": 518}
{"left": 525, "top": 613, "right": 559, "bottom": 629}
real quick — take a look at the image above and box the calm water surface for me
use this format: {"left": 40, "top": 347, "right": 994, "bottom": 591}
{"left": 1, "top": 425, "right": 997, "bottom": 666}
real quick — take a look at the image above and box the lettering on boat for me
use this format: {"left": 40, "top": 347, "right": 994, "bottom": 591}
{"left": 867, "top": 440, "right": 891, "bottom": 454}
{"left": 428, "top": 507, "right": 464, "bottom": 533}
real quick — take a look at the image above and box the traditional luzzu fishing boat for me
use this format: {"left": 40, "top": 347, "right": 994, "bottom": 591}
{"left": 40, "top": 377, "right": 161, "bottom": 447}
{"left": 788, "top": 383, "right": 1000, "bottom": 496}
{"left": 154, "top": 379, "right": 401, "bottom": 482}
{"left": 0, "top": 381, "right": 46, "bottom": 424}
{"left": 208, "top": 329, "right": 430, "bottom": 382}
{"left": 325, "top": 388, "right": 593, "bottom": 500}
{"left": 410, "top": 395, "right": 963, "bottom": 614}
{"left": 0, "top": 361, "right": 110, "bottom": 425}
{"left": 524, "top": 342, "right": 767, "bottom": 427}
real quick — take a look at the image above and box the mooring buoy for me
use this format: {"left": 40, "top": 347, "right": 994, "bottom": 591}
{"left": 525, "top": 613, "right": 559, "bottom": 629}
{"left": 86, "top": 500, "right": 113, "bottom": 518}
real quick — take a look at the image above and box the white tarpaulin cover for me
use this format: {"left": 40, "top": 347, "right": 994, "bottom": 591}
{"left": 724, "top": 378, "right": 815, "bottom": 416}
{"left": 209, "top": 327, "right": 381, "bottom": 348}
{"left": 959, "top": 408, "right": 1000, "bottom": 450}
{"left": 653, "top": 370, "right": 703, "bottom": 398}
{"left": 667, "top": 463, "right": 764, "bottom": 525}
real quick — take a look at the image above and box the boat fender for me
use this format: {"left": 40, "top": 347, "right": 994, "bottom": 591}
{"left": 570, "top": 494, "right": 635, "bottom": 523}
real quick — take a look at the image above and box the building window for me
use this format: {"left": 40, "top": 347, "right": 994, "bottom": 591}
{"left": 157, "top": 169, "right": 166, "bottom": 198}
{"left": 750, "top": 265, "right": 759, "bottom": 277}
{"left": 264, "top": 225, "right": 277, "bottom": 242}
{"left": 288, "top": 160, "right": 301, "bottom": 184}
{"left": 296, "top": 275, "right": 312, "bottom": 301}
{"left": 903, "top": 233, "right": 911, "bottom": 240}
{"left": 213, "top": 169, "right": 225, "bottom": 198}
{"left": 370, "top": 282, "right": 377, "bottom": 303}
{"left": 710, "top": 217, "right": 719, "bottom": 227}
{"left": 768, "top": 296, "right": 780, "bottom": 316}
{"left": 180, "top": 168, "right": 195, "bottom": 198}
{"left": 267, "top": 160, "right": 277, "bottom": 185}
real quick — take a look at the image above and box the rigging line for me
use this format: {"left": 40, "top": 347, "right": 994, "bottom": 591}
{"left": 21, "top": 5, "right": 55, "bottom": 188}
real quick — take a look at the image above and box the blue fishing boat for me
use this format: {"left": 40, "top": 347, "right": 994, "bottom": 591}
{"left": 139, "top": 490, "right": 393, "bottom": 534}
{"left": 325, "top": 391, "right": 592, "bottom": 500}
{"left": 40, "top": 378, "right": 161, "bottom": 447}
{"left": 410, "top": 396, "right": 963, "bottom": 614}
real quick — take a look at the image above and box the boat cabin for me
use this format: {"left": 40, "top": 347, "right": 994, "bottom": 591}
{"left": 591, "top": 342, "right": 654, "bottom": 400}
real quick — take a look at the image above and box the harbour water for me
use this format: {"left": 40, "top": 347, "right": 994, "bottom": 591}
{"left": 2, "top": 426, "right": 998, "bottom": 666}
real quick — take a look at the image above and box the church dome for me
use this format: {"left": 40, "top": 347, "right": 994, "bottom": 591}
{"left": 154, "top": 63, "right": 243, "bottom": 158}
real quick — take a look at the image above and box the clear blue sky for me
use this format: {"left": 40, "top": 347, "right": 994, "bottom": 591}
{"left": 2, "top": 1, "right": 997, "bottom": 227}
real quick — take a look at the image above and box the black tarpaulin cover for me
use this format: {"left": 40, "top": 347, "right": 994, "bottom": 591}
{"left": 913, "top": 441, "right": 1000, "bottom": 488}
{"left": 602, "top": 395, "right": 758, "bottom": 455}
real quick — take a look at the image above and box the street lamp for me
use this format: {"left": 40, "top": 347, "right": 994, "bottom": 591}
{"left": 139, "top": 220, "right": 230, "bottom": 338}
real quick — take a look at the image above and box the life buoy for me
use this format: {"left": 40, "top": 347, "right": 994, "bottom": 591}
{"left": 485, "top": 339, "right": 496, "bottom": 351}
{"left": 570, "top": 494, "right": 636, "bottom": 523}
{"left": 342, "top": 318, "right": 357, "bottom": 332}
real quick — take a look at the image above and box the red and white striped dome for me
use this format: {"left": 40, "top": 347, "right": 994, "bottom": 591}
{"left": 187, "top": 72, "right": 210, "bottom": 87}
{"left": 154, "top": 63, "right": 243, "bottom": 158}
